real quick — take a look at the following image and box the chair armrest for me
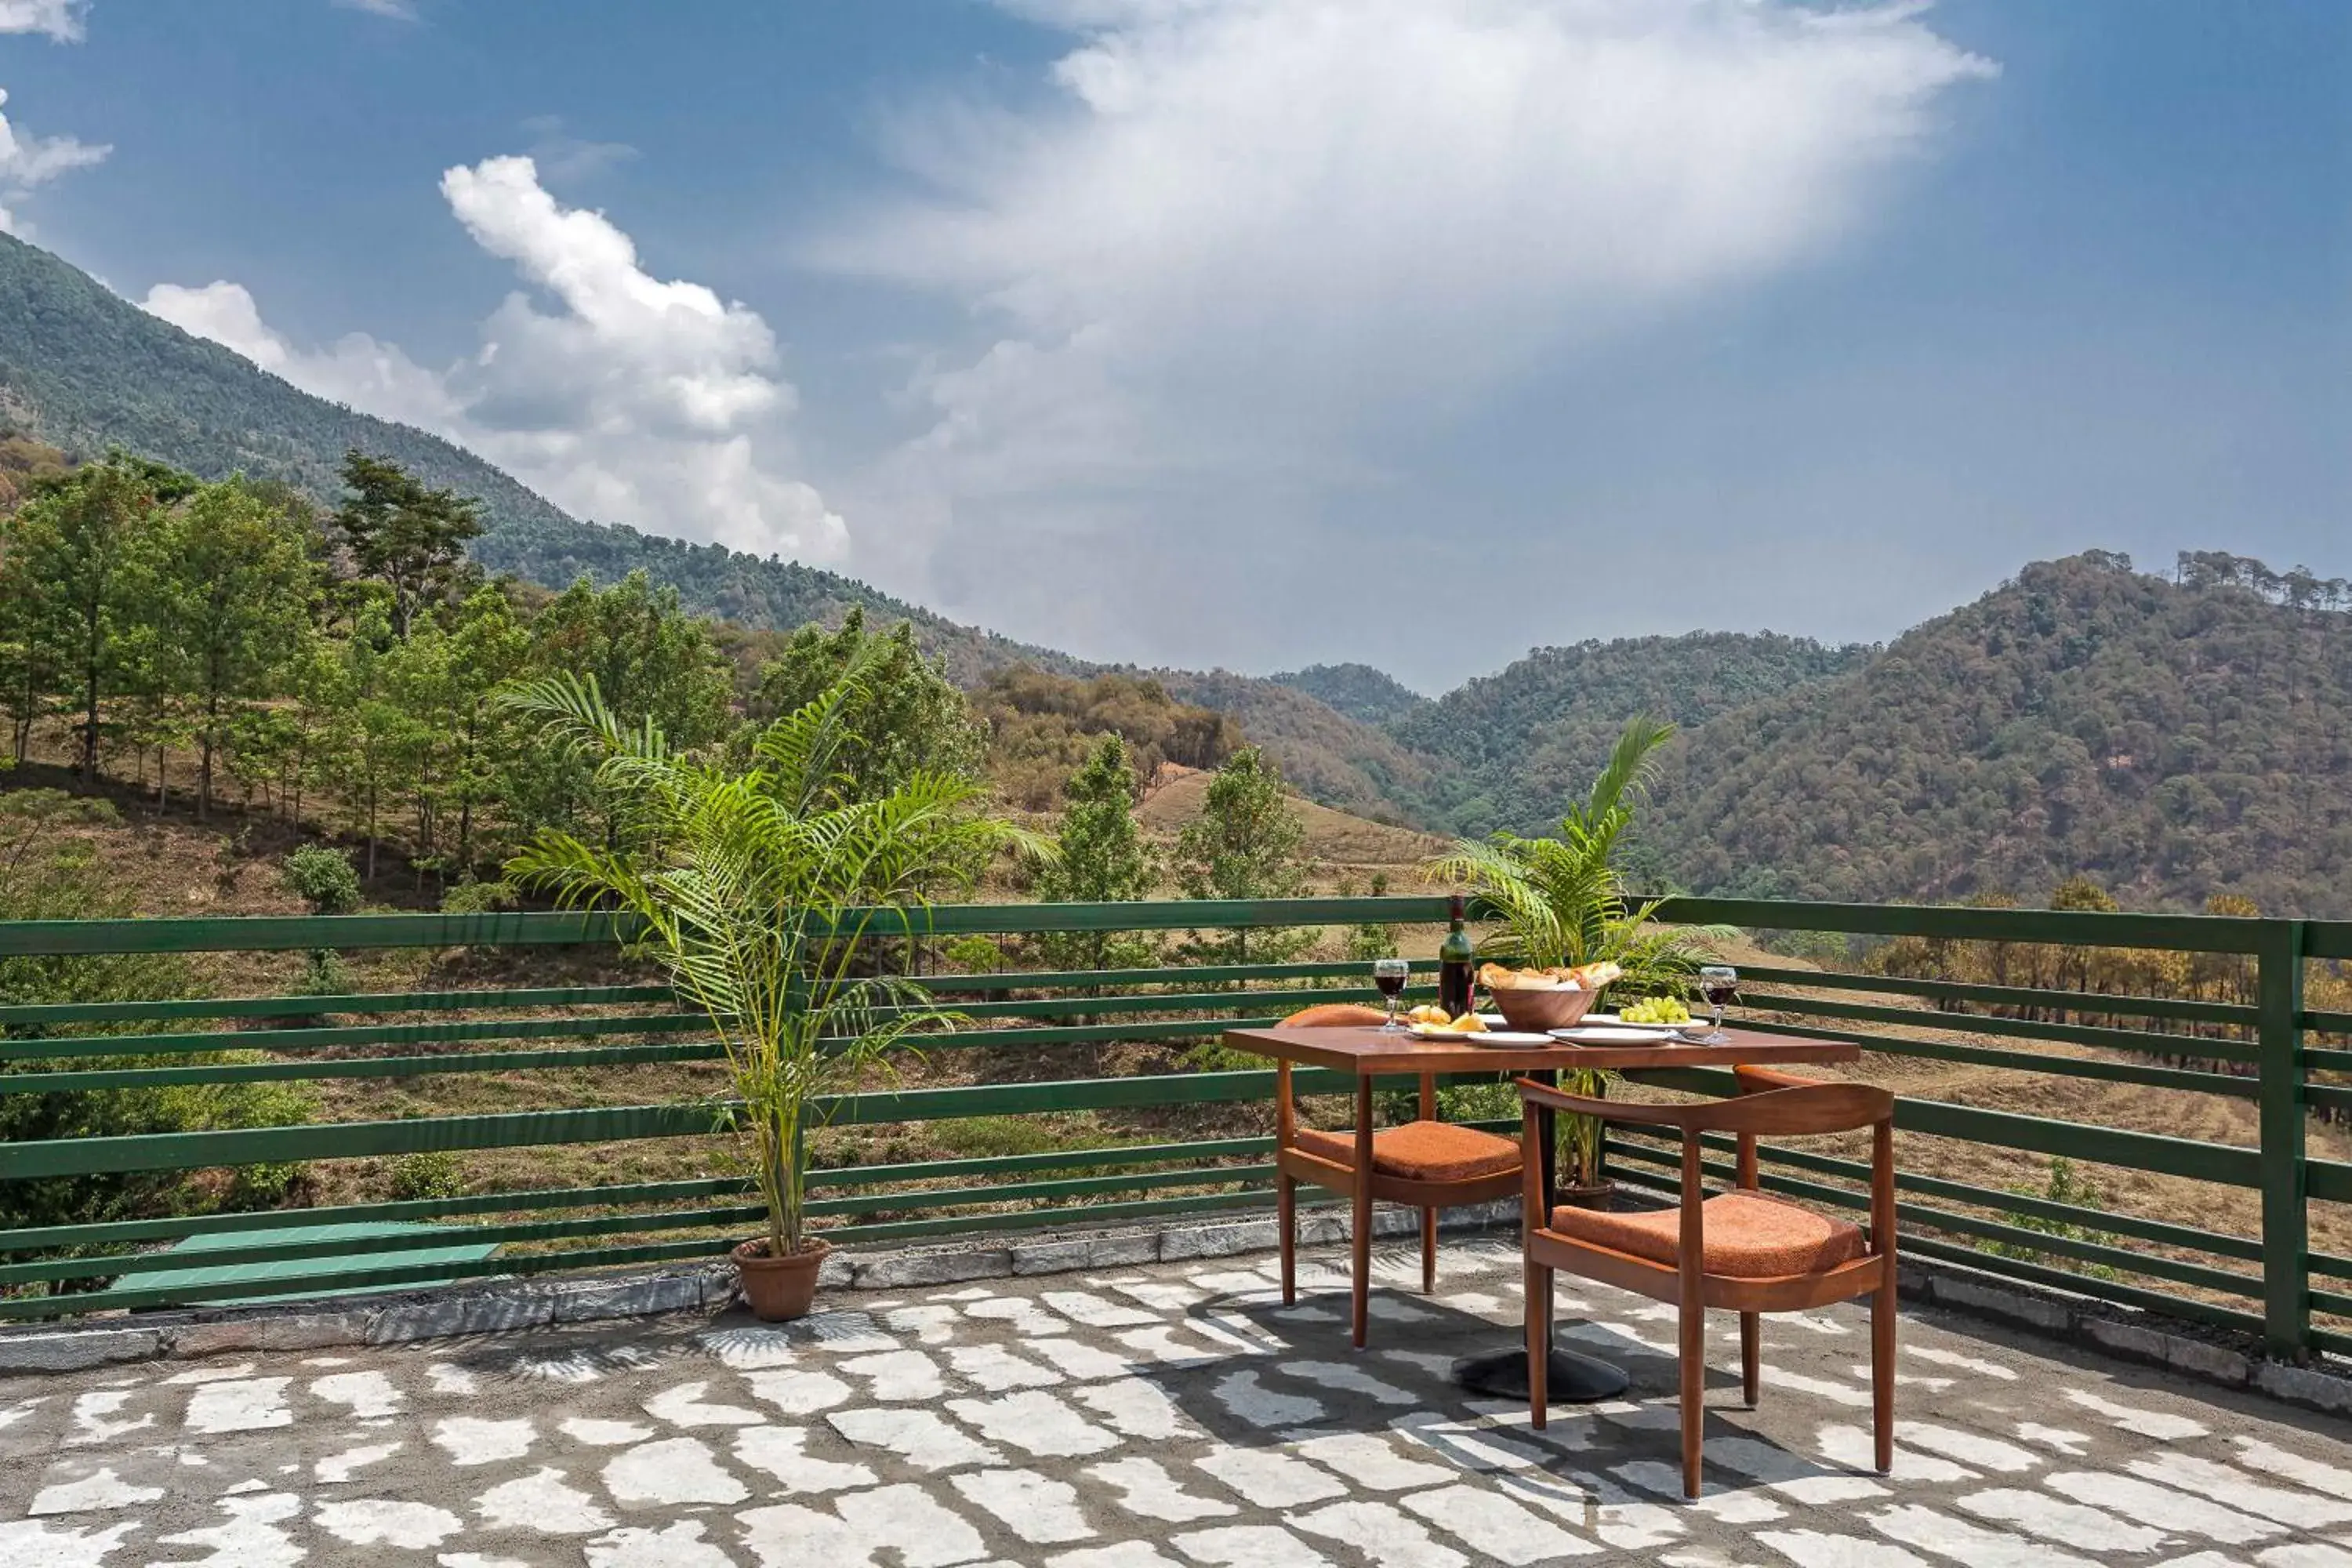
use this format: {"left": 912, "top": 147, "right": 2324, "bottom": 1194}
{"left": 1512, "top": 1076, "right": 1700, "bottom": 1128}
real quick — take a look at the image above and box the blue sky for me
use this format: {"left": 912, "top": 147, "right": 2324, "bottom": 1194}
{"left": 3, "top": 0, "right": 2343, "bottom": 691}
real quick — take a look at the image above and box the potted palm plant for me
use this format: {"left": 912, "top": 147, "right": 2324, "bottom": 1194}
{"left": 503, "top": 643, "right": 1042, "bottom": 1319}
{"left": 1425, "top": 716, "right": 1726, "bottom": 1200}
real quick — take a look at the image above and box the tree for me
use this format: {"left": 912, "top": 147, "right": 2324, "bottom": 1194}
{"left": 151, "top": 481, "right": 318, "bottom": 817}
{"left": 1173, "top": 746, "right": 1312, "bottom": 968}
{"left": 2, "top": 459, "right": 172, "bottom": 784}
{"left": 752, "top": 609, "right": 985, "bottom": 800}
{"left": 332, "top": 451, "right": 484, "bottom": 638}
{"left": 1033, "top": 734, "right": 1158, "bottom": 973}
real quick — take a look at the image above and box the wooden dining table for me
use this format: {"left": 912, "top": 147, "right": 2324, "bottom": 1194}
{"left": 1220, "top": 1022, "right": 1861, "bottom": 1401}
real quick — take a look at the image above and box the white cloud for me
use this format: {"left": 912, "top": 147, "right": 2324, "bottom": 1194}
{"left": 0, "top": 85, "right": 108, "bottom": 234}
{"left": 143, "top": 157, "right": 846, "bottom": 564}
{"left": 0, "top": 0, "right": 86, "bottom": 43}
{"left": 333, "top": 0, "right": 418, "bottom": 20}
{"left": 815, "top": 0, "right": 1995, "bottom": 630}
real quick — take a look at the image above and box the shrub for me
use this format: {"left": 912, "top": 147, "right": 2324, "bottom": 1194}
{"left": 389, "top": 1150, "right": 466, "bottom": 1203}
{"left": 228, "top": 1161, "right": 310, "bottom": 1209}
{"left": 282, "top": 844, "right": 362, "bottom": 916}
{"left": 438, "top": 878, "right": 515, "bottom": 917}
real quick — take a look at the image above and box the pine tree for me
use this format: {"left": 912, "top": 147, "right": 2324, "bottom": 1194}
{"left": 1034, "top": 735, "right": 1157, "bottom": 973}
{"left": 332, "top": 451, "right": 484, "bottom": 638}
{"left": 1174, "top": 746, "right": 1312, "bottom": 969}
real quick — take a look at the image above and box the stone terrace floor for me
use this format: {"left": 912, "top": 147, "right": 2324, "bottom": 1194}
{"left": 2, "top": 1236, "right": 2347, "bottom": 1567}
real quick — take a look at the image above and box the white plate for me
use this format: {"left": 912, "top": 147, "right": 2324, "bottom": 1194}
{"left": 1549, "top": 1025, "right": 1678, "bottom": 1045}
{"left": 1406, "top": 1025, "right": 1555, "bottom": 1045}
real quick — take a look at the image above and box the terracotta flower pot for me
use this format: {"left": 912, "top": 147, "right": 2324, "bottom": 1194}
{"left": 1554, "top": 1180, "right": 1614, "bottom": 1211}
{"left": 733, "top": 1236, "right": 831, "bottom": 1322}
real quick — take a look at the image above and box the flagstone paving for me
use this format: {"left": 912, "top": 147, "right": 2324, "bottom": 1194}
{"left": 1, "top": 1236, "right": 2347, "bottom": 1566}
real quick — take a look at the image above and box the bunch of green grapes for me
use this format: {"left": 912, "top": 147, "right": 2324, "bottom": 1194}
{"left": 1621, "top": 996, "right": 1692, "bottom": 1025}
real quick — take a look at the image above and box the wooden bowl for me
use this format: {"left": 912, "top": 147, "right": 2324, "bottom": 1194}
{"left": 1489, "top": 985, "right": 1602, "bottom": 1033}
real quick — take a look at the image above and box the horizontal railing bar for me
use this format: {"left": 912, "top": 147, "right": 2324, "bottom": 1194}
{"left": 1620, "top": 1060, "right": 2259, "bottom": 1185}
{"left": 810, "top": 1137, "right": 1275, "bottom": 1190}
{"left": 1708, "top": 1014, "right": 2258, "bottom": 1096}
{"left": 1650, "top": 897, "right": 2270, "bottom": 953}
{"left": 2298, "top": 1011, "right": 2352, "bottom": 1036}
{"left": 0, "top": 1042, "right": 729, "bottom": 1094}
{"left": 909, "top": 985, "right": 1427, "bottom": 1024}
{"left": 818, "top": 1188, "right": 1276, "bottom": 1246}
{"left": 0, "top": 1070, "right": 1356, "bottom": 1178}
{"left": 2309, "top": 1160, "right": 2352, "bottom": 1206}
{"left": 2310, "top": 1086, "right": 2352, "bottom": 1114}
{"left": 1740, "top": 989, "right": 2258, "bottom": 1064}
{"left": 2314, "top": 1287, "right": 2352, "bottom": 1319}
{"left": 0, "top": 896, "right": 2300, "bottom": 959}
{"left": 807, "top": 1163, "right": 1271, "bottom": 1220}
{"left": 0, "top": 984, "right": 678, "bottom": 1029}
{"left": 1734, "top": 965, "right": 2258, "bottom": 1028}
{"left": 0, "top": 1011, "right": 712, "bottom": 1065}
{"left": 2303, "top": 924, "right": 2352, "bottom": 961}
{"left": 2307, "top": 1048, "right": 2352, "bottom": 1072}
{"left": 927, "top": 960, "right": 1423, "bottom": 993}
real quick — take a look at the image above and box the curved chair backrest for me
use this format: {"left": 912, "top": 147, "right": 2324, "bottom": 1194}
{"left": 1690, "top": 1080, "right": 1893, "bottom": 1137}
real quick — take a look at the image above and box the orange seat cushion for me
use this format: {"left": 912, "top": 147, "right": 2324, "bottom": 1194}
{"left": 1294, "top": 1120, "right": 1522, "bottom": 1183}
{"left": 1279, "top": 1004, "right": 1389, "bottom": 1029}
{"left": 1547, "top": 1191, "right": 1865, "bottom": 1279}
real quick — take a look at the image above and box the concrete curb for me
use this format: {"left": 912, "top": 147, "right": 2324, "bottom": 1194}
{"left": 1893, "top": 1255, "right": 2352, "bottom": 1421}
{"left": 0, "top": 1200, "right": 1517, "bottom": 1374}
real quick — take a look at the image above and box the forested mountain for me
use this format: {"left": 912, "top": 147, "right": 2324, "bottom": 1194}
{"left": 1649, "top": 552, "right": 2352, "bottom": 915}
{"left": 1385, "top": 630, "right": 1871, "bottom": 835}
{"left": 1148, "top": 669, "right": 1439, "bottom": 826}
{"left": 1269, "top": 662, "right": 1428, "bottom": 724}
{"left": 0, "top": 232, "right": 1073, "bottom": 685}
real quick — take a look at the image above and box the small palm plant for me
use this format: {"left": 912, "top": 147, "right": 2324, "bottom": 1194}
{"left": 1425, "top": 716, "right": 1726, "bottom": 1189}
{"left": 502, "top": 641, "right": 1042, "bottom": 1312}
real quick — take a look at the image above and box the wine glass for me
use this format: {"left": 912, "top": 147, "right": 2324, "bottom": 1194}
{"left": 1372, "top": 958, "right": 1410, "bottom": 1032}
{"left": 1697, "top": 965, "right": 1738, "bottom": 1044}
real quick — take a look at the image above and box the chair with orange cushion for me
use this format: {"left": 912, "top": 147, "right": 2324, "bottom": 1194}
{"left": 1273, "top": 1003, "right": 1524, "bottom": 1348}
{"left": 1514, "top": 1065, "right": 1896, "bottom": 1498}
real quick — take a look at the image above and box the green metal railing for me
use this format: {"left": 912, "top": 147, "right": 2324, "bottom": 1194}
{"left": 0, "top": 896, "right": 2343, "bottom": 1366}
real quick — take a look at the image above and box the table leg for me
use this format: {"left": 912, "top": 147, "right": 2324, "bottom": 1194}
{"left": 1453, "top": 1066, "right": 1631, "bottom": 1402}
{"left": 1350, "top": 1075, "right": 1374, "bottom": 1350}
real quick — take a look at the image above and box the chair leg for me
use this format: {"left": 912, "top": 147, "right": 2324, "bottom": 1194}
{"left": 1872, "top": 1269, "right": 1896, "bottom": 1474}
{"left": 1421, "top": 1207, "right": 1437, "bottom": 1294}
{"left": 1740, "top": 1312, "right": 1760, "bottom": 1408}
{"left": 1680, "top": 1298, "right": 1705, "bottom": 1499}
{"left": 1277, "top": 1175, "right": 1297, "bottom": 1306}
{"left": 1525, "top": 1259, "right": 1549, "bottom": 1429}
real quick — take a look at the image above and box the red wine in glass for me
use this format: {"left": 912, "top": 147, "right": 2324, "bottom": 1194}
{"left": 1698, "top": 966, "right": 1737, "bottom": 1040}
{"left": 1373, "top": 958, "right": 1410, "bottom": 1031}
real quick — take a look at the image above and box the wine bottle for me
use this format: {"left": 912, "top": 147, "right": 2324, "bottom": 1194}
{"left": 1438, "top": 894, "right": 1475, "bottom": 1017}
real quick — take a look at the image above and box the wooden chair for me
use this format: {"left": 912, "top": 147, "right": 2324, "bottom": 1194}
{"left": 1514, "top": 1066, "right": 1896, "bottom": 1498}
{"left": 1274, "top": 1003, "right": 1525, "bottom": 1348}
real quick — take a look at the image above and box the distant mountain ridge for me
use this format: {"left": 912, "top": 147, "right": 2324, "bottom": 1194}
{"left": 1269, "top": 663, "right": 1428, "bottom": 724}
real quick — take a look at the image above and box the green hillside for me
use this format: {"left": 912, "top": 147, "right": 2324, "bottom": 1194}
{"left": 0, "top": 232, "right": 1075, "bottom": 685}
{"left": 1651, "top": 552, "right": 2352, "bottom": 916}
{"left": 1269, "top": 662, "right": 1428, "bottom": 724}
{"left": 1386, "top": 630, "right": 1870, "bottom": 835}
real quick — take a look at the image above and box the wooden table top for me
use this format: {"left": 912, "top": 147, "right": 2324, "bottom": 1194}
{"left": 1220, "top": 1024, "right": 1860, "bottom": 1076}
